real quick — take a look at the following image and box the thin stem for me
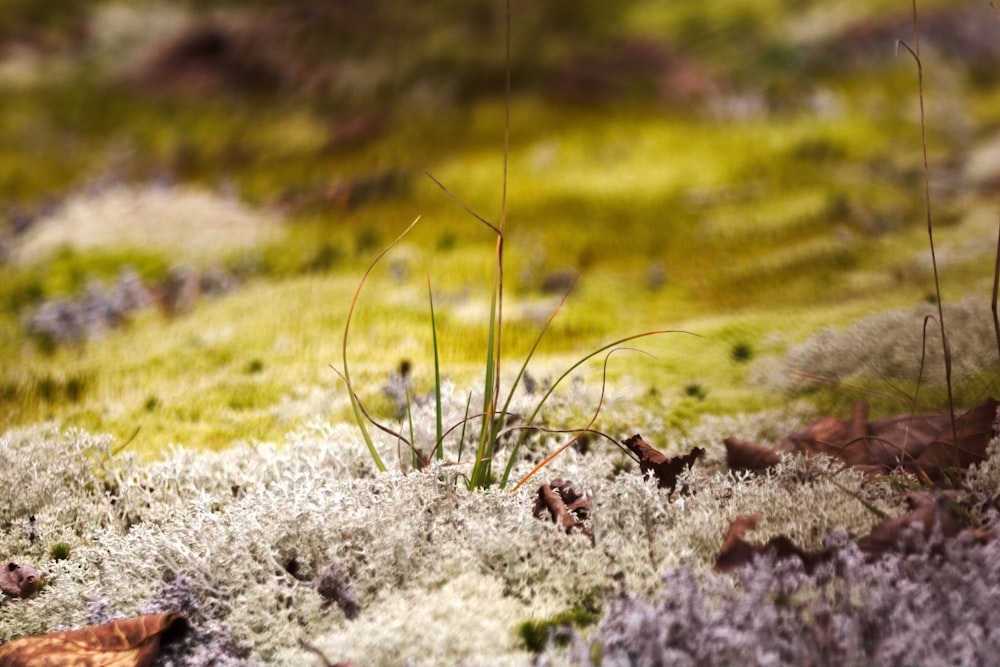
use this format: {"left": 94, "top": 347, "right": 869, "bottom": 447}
{"left": 901, "top": 0, "right": 957, "bottom": 466}
{"left": 427, "top": 274, "right": 444, "bottom": 459}
{"left": 329, "top": 365, "right": 424, "bottom": 461}
{"left": 425, "top": 172, "right": 499, "bottom": 235}
{"left": 487, "top": 0, "right": 513, "bottom": 484}
{"left": 498, "top": 275, "right": 577, "bottom": 427}
{"left": 501, "top": 329, "right": 699, "bottom": 486}
{"left": 510, "top": 347, "right": 632, "bottom": 493}
{"left": 502, "top": 0, "right": 511, "bottom": 231}
{"left": 469, "top": 0, "right": 513, "bottom": 489}
{"left": 992, "top": 219, "right": 1000, "bottom": 362}
{"left": 336, "top": 215, "right": 420, "bottom": 472}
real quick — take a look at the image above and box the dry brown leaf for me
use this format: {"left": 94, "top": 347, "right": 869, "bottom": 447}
{"left": 715, "top": 514, "right": 834, "bottom": 573}
{"left": 723, "top": 437, "right": 781, "bottom": 472}
{"left": 716, "top": 492, "right": 981, "bottom": 571}
{"left": 904, "top": 398, "right": 1000, "bottom": 481}
{"left": 533, "top": 479, "right": 593, "bottom": 543}
{"left": 857, "top": 492, "right": 967, "bottom": 558}
{"left": 0, "top": 562, "right": 40, "bottom": 599}
{"left": 714, "top": 514, "right": 764, "bottom": 572}
{"left": 782, "top": 400, "right": 874, "bottom": 467}
{"left": 0, "top": 613, "right": 186, "bottom": 667}
{"left": 733, "top": 397, "right": 999, "bottom": 482}
{"left": 621, "top": 434, "right": 704, "bottom": 492}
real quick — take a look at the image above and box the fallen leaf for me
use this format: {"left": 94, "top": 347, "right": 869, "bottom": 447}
{"left": 715, "top": 514, "right": 834, "bottom": 573}
{"left": 715, "top": 491, "right": 982, "bottom": 571}
{"left": 782, "top": 399, "right": 876, "bottom": 467}
{"left": 0, "top": 562, "right": 39, "bottom": 599}
{"left": 723, "top": 437, "right": 781, "bottom": 472}
{"left": 533, "top": 479, "right": 592, "bottom": 542}
{"left": 857, "top": 492, "right": 967, "bottom": 558}
{"left": 904, "top": 398, "right": 1000, "bottom": 481}
{"left": 714, "top": 514, "right": 764, "bottom": 572}
{"left": 0, "top": 613, "right": 186, "bottom": 667}
{"left": 729, "top": 397, "right": 999, "bottom": 482}
{"left": 621, "top": 434, "right": 703, "bottom": 492}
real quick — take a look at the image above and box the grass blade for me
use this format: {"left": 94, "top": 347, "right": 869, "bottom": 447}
{"left": 340, "top": 215, "right": 421, "bottom": 472}
{"left": 499, "top": 329, "right": 699, "bottom": 486}
{"left": 497, "top": 274, "right": 577, "bottom": 428}
{"left": 427, "top": 274, "right": 444, "bottom": 460}
{"left": 457, "top": 391, "right": 472, "bottom": 462}
{"left": 472, "top": 268, "right": 501, "bottom": 489}
{"left": 405, "top": 386, "right": 418, "bottom": 468}
{"left": 510, "top": 347, "right": 634, "bottom": 492}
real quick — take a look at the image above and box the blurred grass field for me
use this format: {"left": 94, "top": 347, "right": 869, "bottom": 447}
{"left": 1, "top": 0, "right": 998, "bottom": 454}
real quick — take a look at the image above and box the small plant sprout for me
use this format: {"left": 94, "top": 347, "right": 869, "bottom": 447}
{"left": 50, "top": 542, "right": 71, "bottom": 561}
{"left": 332, "top": 209, "right": 682, "bottom": 490}
{"left": 332, "top": 0, "right": 693, "bottom": 489}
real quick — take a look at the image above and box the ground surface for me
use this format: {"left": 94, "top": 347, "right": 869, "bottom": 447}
{"left": 2, "top": 2, "right": 1000, "bottom": 664}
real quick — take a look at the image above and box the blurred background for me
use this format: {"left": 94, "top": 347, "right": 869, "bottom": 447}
{"left": 1, "top": 0, "right": 998, "bottom": 453}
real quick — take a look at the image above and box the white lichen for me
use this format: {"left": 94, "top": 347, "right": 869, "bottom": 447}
{"left": 0, "top": 400, "right": 994, "bottom": 665}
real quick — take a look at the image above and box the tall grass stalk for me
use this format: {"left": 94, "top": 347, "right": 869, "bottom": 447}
{"left": 898, "top": 0, "right": 958, "bottom": 462}
{"left": 427, "top": 274, "right": 444, "bottom": 460}
{"left": 992, "top": 223, "right": 1000, "bottom": 361}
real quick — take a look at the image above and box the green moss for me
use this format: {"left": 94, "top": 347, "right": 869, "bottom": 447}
{"left": 2, "top": 247, "right": 171, "bottom": 304}
{"left": 519, "top": 605, "right": 603, "bottom": 654}
{"left": 731, "top": 342, "right": 754, "bottom": 363}
{"left": 684, "top": 382, "right": 707, "bottom": 400}
{"left": 0, "top": 0, "right": 993, "bottom": 456}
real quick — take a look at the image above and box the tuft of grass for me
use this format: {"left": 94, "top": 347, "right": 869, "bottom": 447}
{"left": 49, "top": 542, "right": 70, "bottom": 561}
{"left": 334, "top": 1, "right": 689, "bottom": 490}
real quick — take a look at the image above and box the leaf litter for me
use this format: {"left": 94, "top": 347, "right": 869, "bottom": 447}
{"left": 530, "top": 399, "right": 999, "bottom": 579}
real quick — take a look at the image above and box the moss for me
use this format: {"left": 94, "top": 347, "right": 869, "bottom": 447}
{"left": 520, "top": 602, "right": 604, "bottom": 653}
{"left": 0, "top": 0, "right": 993, "bottom": 460}
{"left": 684, "top": 382, "right": 707, "bottom": 400}
{"left": 730, "top": 342, "right": 754, "bottom": 363}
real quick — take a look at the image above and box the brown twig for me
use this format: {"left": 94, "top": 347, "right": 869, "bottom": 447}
{"left": 328, "top": 364, "right": 429, "bottom": 469}
{"left": 992, "top": 220, "right": 1000, "bottom": 362}
{"left": 510, "top": 347, "right": 637, "bottom": 492}
{"left": 898, "top": 0, "right": 958, "bottom": 466}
